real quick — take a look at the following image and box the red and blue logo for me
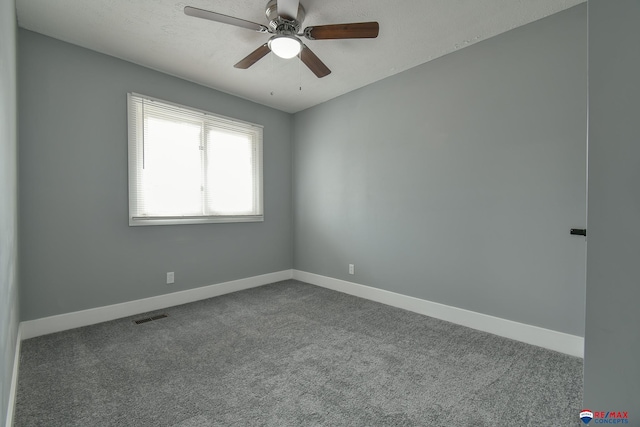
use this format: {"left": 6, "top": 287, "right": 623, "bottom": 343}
{"left": 580, "top": 409, "right": 629, "bottom": 424}
{"left": 581, "top": 410, "right": 594, "bottom": 424}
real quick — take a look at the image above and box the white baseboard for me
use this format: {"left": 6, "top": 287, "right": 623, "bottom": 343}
{"left": 293, "top": 270, "right": 584, "bottom": 358}
{"left": 5, "top": 324, "right": 22, "bottom": 427}
{"left": 18, "top": 269, "right": 584, "bottom": 357}
{"left": 21, "top": 270, "right": 293, "bottom": 340}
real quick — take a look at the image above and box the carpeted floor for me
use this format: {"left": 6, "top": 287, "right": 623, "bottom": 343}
{"left": 15, "top": 280, "right": 583, "bottom": 426}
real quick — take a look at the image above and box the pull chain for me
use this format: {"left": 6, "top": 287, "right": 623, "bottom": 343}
{"left": 298, "top": 52, "right": 302, "bottom": 91}
{"left": 270, "top": 51, "right": 274, "bottom": 96}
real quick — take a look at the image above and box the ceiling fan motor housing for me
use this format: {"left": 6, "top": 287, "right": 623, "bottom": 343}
{"left": 265, "top": 0, "right": 305, "bottom": 35}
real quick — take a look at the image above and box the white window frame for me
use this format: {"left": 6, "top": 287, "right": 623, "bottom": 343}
{"left": 127, "top": 93, "right": 264, "bottom": 226}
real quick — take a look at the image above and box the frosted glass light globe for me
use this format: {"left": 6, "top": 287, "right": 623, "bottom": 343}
{"left": 269, "top": 36, "right": 301, "bottom": 59}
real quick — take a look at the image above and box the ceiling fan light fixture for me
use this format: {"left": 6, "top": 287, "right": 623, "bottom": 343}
{"left": 268, "top": 35, "right": 301, "bottom": 59}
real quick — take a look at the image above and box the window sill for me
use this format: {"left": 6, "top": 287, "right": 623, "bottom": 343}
{"left": 129, "top": 215, "right": 264, "bottom": 226}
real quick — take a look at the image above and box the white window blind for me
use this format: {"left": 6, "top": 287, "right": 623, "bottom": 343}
{"left": 128, "top": 93, "right": 263, "bottom": 226}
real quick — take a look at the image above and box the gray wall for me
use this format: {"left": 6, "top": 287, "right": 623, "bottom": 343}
{"left": 1, "top": 0, "right": 19, "bottom": 423}
{"left": 18, "top": 30, "right": 292, "bottom": 321}
{"left": 584, "top": 0, "right": 640, "bottom": 417}
{"left": 293, "top": 5, "right": 587, "bottom": 336}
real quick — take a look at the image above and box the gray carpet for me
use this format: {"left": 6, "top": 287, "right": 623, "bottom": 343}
{"left": 15, "top": 280, "right": 583, "bottom": 426}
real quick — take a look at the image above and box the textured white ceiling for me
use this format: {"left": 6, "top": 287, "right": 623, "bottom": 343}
{"left": 16, "top": 0, "right": 584, "bottom": 113}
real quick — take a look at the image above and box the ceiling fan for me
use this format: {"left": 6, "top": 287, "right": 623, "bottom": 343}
{"left": 184, "top": 0, "right": 379, "bottom": 78}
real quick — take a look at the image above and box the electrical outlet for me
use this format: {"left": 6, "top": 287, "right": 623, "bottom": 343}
{"left": 349, "top": 264, "right": 355, "bottom": 275}
{"left": 166, "top": 272, "right": 175, "bottom": 284}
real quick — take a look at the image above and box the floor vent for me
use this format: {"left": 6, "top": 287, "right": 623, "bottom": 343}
{"left": 133, "top": 313, "right": 168, "bottom": 325}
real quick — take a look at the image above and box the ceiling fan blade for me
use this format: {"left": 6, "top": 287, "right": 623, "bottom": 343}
{"left": 303, "top": 22, "right": 379, "bottom": 40}
{"left": 277, "top": 0, "right": 300, "bottom": 20}
{"left": 234, "top": 43, "right": 271, "bottom": 69}
{"left": 184, "top": 6, "right": 269, "bottom": 33}
{"left": 300, "top": 44, "right": 331, "bottom": 78}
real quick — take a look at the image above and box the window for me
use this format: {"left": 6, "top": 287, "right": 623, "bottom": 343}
{"left": 127, "top": 93, "right": 263, "bottom": 226}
